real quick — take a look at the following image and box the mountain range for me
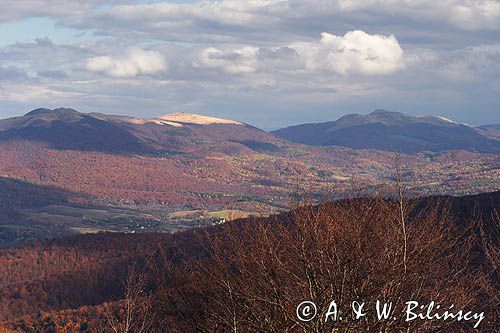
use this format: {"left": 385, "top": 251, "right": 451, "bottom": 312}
{"left": 0, "top": 108, "right": 498, "bottom": 154}
{"left": 0, "top": 110, "right": 497, "bottom": 331}
{"left": 0, "top": 108, "right": 281, "bottom": 154}
{"left": 272, "top": 109, "right": 500, "bottom": 153}
{"left": 0, "top": 107, "right": 499, "bottom": 247}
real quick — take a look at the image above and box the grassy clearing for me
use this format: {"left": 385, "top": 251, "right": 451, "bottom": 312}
{"left": 70, "top": 227, "right": 117, "bottom": 234}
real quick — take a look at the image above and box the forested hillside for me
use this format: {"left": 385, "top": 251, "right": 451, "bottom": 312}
{"left": 0, "top": 191, "right": 498, "bottom": 332}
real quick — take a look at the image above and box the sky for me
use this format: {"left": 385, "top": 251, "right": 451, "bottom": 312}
{"left": 0, "top": 0, "right": 499, "bottom": 129}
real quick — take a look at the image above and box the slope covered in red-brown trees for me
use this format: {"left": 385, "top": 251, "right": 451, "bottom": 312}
{"left": 0, "top": 191, "right": 498, "bottom": 332}
{"left": 1, "top": 140, "right": 498, "bottom": 210}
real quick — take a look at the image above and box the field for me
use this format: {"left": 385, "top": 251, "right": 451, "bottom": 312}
{"left": 0, "top": 202, "right": 258, "bottom": 247}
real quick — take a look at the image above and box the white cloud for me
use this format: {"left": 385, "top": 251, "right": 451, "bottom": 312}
{"left": 86, "top": 48, "right": 167, "bottom": 77}
{"left": 292, "top": 30, "right": 404, "bottom": 76}
{"left": 192, "top": 31, "right": 404, "bottom": 77}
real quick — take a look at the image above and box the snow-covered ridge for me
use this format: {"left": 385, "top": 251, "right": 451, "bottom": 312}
{"left": 431, "top": 115, "right": 458, "bottom": 124}
{"left": 157, "top": 112, "right": 242, "bottom": 125}
{"left": 429, "top": 115, "right": 472, "bottom": 127}
{"left": 115, "top": 112, "right": 242, "bottom": 127}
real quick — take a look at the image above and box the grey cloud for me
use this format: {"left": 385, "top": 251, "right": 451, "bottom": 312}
{"left": 0, "top": 38, "right": 92, "bottom": 69}
{"left": 0, "top": 0, "right": 137, "bottom": 23}
{"left": 1, "top": 33, "right": 498, "bottom": 126}
{"left": 0, "top": 66, "right": 30, "bottom": 82}
{"left": 436, "top": 45, "right": 500, "bottom": 83}
{"left": 337, "top": 0, "right": 500, "bottom": 30}
{"left": 58, "top": 0, "right": 500, "bottom": 47}
{"left": 258, "top": 47, "right": 299, "bottom": 60}
{"left": 37, "top": 69, "right": 68, "bottom": 79}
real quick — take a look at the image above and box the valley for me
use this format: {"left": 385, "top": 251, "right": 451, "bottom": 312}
{"left": 0, "top": 108, "right": 499, "bottom": 247}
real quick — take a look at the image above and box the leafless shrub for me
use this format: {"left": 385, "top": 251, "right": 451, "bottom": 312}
{"left": 151, "top": 193, "right": 497, "bottom": 332}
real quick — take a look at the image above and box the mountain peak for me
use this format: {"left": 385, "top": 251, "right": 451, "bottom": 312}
{"left": 273, "top": 109, "right": 500, "bottom": 153}
{"left": 25, "top": 107, "right": 80, "bottom": 117}
{"left": 333, "top": 109, "right": 411, "bottom": 128}
{"left": 156, "top": 112, "right": 242, "bottom": 125}
{"left": 25, "top": 108, "right": 53, "bottom": 117}
{"left": 370, "top": 109, "right": 399, "bottom": 115}
{"left": 367, "top": 109, "right": 412, "bottom": 121}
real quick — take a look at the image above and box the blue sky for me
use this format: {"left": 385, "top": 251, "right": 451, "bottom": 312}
{"left": 0, "top": 0, "right": 499, "bottom": 129}
{"left": 0, "top": 18, "right": 97, "bottom": 46}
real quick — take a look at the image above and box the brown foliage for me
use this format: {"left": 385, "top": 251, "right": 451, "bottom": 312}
{"left": 0, "top": 233, "right": 170, "bottom": 321}
{"left": 1, "top": 140, "right": 499, "bottom": 209}
{"left": 151, "top": 196, "right": 499, "bottom": 332}
{"left": 0, "top": 192, "right": 497, "bottom": 332}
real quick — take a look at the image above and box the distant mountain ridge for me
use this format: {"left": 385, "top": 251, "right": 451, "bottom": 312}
{"left": 0, "top": 108, "right": 280, "bottom": 154}
{"left": 481, "top": 124, "right": 500, "bottom": 130}
{"left": 478, "top": 123, "right": 500, "bottom": 139}
{"left": 273, "top": 109, "right": 500, "bottom": 153}
{"left": 0, "top": 108, "right": 145, "bottom": 153}
{"left": 1, "top": 108, "right": 499, "bottom": 155}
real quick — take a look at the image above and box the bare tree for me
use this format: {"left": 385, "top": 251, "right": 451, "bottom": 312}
{"left": 393, "top": 154, "right": 409, "bottom": 274}
{"left": 151, "top": 192, "right": 496, "bottom": 332}
{"left": 103, "top": 264, "right": 152, "bottom": 333}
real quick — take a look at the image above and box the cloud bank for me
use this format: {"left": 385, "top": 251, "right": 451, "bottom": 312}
{"left": 192, "top": 31, "right": 404, "bottom": 77}
{"left": 0, "top": 0, "right": 499, "bottom": 127}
